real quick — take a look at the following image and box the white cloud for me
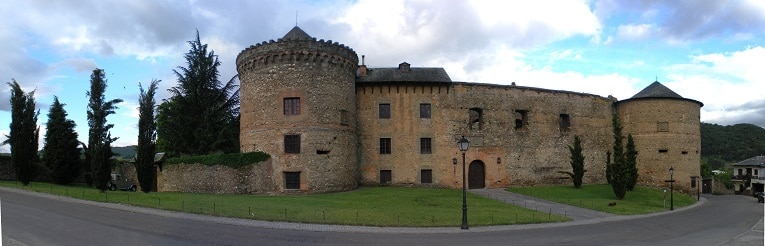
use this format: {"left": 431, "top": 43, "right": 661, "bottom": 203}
{"left": 332, "top": 0, "right": 600, "bottom": 68}
{"left": 615, "top": 24, "right": 654, "bottom": 41}
{"left": 665, "top": 46, "right": 765, "bottom": 127}
{"left": 0, "top": 130, "right": 8, "bottom": 153}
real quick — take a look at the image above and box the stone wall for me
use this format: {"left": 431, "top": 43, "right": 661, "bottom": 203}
{"left": 617, "top": 98, "right": 702, "bottom": 194}
{"left": 156, "top": 159, "right": 275, "bottom": 194}
{"left": 356, "top": 82, "right": 615, "bottom": 188}
{"left": 232, "top": 27, "right": 703, "bottom": 194}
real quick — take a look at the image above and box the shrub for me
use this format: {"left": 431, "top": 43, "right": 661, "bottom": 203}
{"left": 165, "top": 152, "right": 270, "bottom": 169}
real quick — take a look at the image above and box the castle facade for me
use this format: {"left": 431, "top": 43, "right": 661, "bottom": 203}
{"left": 235, "top": 27, "right": 703, "bottom": 194}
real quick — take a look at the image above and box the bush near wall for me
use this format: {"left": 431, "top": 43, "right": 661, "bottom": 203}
{"left": 165, "top": 152, "right": 270, "bottom": 168}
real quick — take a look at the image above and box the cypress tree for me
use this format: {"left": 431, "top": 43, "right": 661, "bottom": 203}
{"left": 3, "top": 80, "right": 39, "bottom": 185}
{"left": 608, "top": 114, "right": 628, "bottom": 199}
{"left": 561, "top": 135, "right": 586, "bottom": 188}
{"left": 43, "top": 96, "right": 81, "bottom": 184}
{"left": 86, "top": 69, "right": 123, "bottom": 191}
{"left": 625, "top": 134, "right": 639, "bottom": 191}
{"left": 136, "top": 79, "right": 159, "bottom": 192}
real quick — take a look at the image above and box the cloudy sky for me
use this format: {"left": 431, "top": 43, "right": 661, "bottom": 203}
{"left": 2, "top": 0, "right": 765, "bottom": 153}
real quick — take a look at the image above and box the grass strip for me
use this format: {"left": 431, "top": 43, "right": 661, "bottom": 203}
{"left": 0, "top": 181, "right": 569, "bottom": 227}
{"left": 507, "top": 184, "right": 697, "bottom": 215}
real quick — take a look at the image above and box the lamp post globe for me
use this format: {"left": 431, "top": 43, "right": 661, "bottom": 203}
{"left": 457, "top": 136, "right": 469, "bottom": 230}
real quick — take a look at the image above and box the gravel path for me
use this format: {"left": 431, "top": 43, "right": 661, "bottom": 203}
{"left": 469, "top": 188, "right": 615, "bottom": 221}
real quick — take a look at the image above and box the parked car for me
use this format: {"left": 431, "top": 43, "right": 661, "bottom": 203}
{"left": 108, "top": 174, "right": 137, "bottom": 192}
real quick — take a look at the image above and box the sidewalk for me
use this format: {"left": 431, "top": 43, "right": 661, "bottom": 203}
{"left": 469, "top": 188, "right": 615, "bottom": 220}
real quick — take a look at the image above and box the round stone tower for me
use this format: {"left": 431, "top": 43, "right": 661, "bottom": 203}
{"left": 616, "top": 81, "right": 703, "bottom": 194}
{"left": 236, "top": 27, "right": 359, "bottom": 194}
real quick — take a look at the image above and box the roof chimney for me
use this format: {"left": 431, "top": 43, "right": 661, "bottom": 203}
{"left": 358, "top": 55, "right": 367, "bottom": 76}
{"left": 398, "top": 62, "right": 411, "bottom": 72}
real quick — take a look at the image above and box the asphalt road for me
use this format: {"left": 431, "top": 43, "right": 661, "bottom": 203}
{"left": 1, "top": 187, "right": 763, "bottom": 246}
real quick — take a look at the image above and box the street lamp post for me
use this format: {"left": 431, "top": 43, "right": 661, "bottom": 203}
{"left": 669, "top": 166, "right": 675, "bottom": 211}
{"left": 457, "top": 136, "right": 470, "bottom": 230}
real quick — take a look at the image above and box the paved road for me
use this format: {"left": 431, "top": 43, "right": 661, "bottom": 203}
{"left": 1, "top": 187, "right": 762, "bottom": 245}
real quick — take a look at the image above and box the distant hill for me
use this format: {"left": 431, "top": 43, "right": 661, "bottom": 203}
{"left": 111, "top": 145, "right": 137, "bottom": 158}
{"left": 701, "top": 123, "right": 765, "bottom": 168}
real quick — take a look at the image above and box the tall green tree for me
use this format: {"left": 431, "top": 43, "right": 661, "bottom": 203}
{"left": 157, "top": 30, "right": 239, "bottom": 156}
{"left": 701, "top": 123, "right": 765, "bottom": 163}
{"left": 560, "top": 135, "right": 586, "bottom": 188}
{"left": 42, "top": 96, "right": 81, "bottom": 184}
{"left": 135, "top": 79, "right": 159, "bottom": 193}
{"left": 607, "top": 114, "right": 628, "bottom": 199}
{"left": 625, "top": 134, "right": 638, "bottom": 191}
{"left": 86, "top": 69, "right": 123, "bottom": 191}
{"left": 3, "top": 80, "right": 40, "bottom": 185}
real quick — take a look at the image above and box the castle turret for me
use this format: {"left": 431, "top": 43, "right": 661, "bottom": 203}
{"left": 236, "top": 26, "right": 359, "bottom": 193}
{"left": 616, "top": 81, "right": 704, "bottom": 194}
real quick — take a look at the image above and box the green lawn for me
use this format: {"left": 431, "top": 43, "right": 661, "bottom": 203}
{"left": 507, "top": 184, "right": 698, "bottom": 215}
{"left": 0, "top": 181, "right": 569, "bottom": 227}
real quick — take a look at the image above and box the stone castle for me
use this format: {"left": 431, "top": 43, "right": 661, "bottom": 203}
{"left": 234, "top": 26, "right": 703, "bottom": 194}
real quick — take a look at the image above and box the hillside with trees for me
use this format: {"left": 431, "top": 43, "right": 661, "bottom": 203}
{"left": 701, "top": 123, "right": 765, "bottom": 169}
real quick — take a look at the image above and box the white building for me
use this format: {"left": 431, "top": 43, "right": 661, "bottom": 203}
{"left": 731, "top": 156, "right": 765, "bottom": 195}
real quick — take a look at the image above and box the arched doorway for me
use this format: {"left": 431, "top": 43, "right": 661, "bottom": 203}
{"left": 468, "top": 160, "right": 485, "bottom": 189}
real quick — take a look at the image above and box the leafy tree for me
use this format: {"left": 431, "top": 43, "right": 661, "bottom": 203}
{"left": 605, "top": 151, "right": 612, "bottom": 184}
{"left": 3, "top": 80, "right": 40, "bottom": 185}
{"left": 701, "top": 123, "right": 765, "bottom": 163}
{"left": 157, "top": 30, "right": 239, "bottom": 156}
{"left": 42, "top": 96, "right": 81, "bottom": 184}
{"left": 700, "top": 161, "right": 713, "bottom": 178}
{"left": 86, "top": 69, "right": 123, "bottom": 191}
{"left": 625, "top": 134, "right": 638, "bottom": 191}
{"left": 560, "top": 135, "right": 586, "bottom": 188}
{"left": 607, "top": 114, "right": 628, "bottom": 199}
{"left": 136, "top": 79, "right": 159, "bottom": 192}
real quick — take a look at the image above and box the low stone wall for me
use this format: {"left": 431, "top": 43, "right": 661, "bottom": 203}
{"left": 156, "top": 159, "right": 274, "bottom": 194}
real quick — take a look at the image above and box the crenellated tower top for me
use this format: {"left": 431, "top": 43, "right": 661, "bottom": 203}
{"left": 236, "top": 26, "right": 359, "bottom": 74}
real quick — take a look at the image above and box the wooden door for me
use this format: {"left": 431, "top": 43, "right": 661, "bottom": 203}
{"left": 468, "top": 161, "right": 485, "bottom": 189}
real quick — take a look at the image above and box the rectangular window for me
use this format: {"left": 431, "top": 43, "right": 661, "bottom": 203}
{"left": 340, "top": 109, "right": 349, "bottom": 125}
{"left": 284, "top": 97, "right": 301, "bottom": 115}
{"left": 515, "top": 110, "right": 528, "bottom": 130}
{"left": 379, "top": 138, "right": 392, "bottom": 154}
{"left": 420, "top": 103, "right": 431, "bottom": 118}
{"left": 560, "top": 114, "right": 570, "bottom": 132}
{"left": 657, "top": 122, "right": 669, "bottom": 132}
{"left": 380, "top": 170, "right": 392, "bottom": 184}
{"left": 284, "top": 134, "right": 301, "bottom": 153}
{"left": 658, "top": 149, "right": 668, "bottom": 153}
{"left": 421, "top": 169, "right": 432, "bottom": 184}
{"left": 285, "top": 172, "right": 300, "bottom": 189}
{"left": 379, "top": 103, "right": 391, "bottom": 119}
{"left": 420, "top": 138, "right": 432, "bottom": 154}
{"left": 469, "top": 108, "right": 483, "bottom": 130}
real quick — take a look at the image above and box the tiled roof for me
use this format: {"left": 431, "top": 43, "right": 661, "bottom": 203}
{"left": 617, "top": 80, "right": 704, "bottom": 107}
{"left": 357, "top": 63, "right": 452, "bottom": 83}
{"left": 630, "top": 81, "right": 683, "bottom": 99}
{"left": 733, "top": 156, "right": 765, "bottom": 167}
{"left": 282, "top": 26, "right": 312, "bottom": 40}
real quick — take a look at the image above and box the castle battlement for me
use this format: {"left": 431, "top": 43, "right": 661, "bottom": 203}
{"left": 236, "top": 29, "right": 358, "bottom": 74}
